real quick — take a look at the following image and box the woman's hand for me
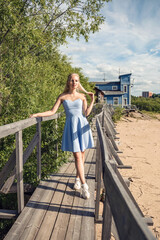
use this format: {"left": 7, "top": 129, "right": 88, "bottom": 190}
{"left": 30, "top": 114, "right": 37, "bottom": 118}
{"left": 87, "top": 92, "right": 94, "bottom": 102}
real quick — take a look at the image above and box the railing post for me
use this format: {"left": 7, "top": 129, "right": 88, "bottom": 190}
{"left": 102, "top": 195, "right": 112, "bottom": 240}
{"left": 95, "top": 137, "right": 102, "bottom": 222}
{"left": 102, "top": 110, "right": 105, "bottom": 129}
{"left": 16, "top": 130, "right": 24, "bottom": 213}
{"left": 37, "top": 121, "right": 41, "bottom": 180}
{"left": 55, "top": 118, "right": 58, "bottom": 158}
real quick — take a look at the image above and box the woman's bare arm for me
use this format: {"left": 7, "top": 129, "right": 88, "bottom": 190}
{"left": 83, "top": 93, "right": 94, "bottom": 117}
{"left": 30, "top": 96, "right": 62, "bottom": 118}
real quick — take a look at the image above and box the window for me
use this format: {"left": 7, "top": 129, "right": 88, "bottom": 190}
{"left": 113, "top": 97, "right": 119, "bottom": 106}
{"left": 112, "top": 86, "right": 118, "bottom": 90}
{"left": 124, "top": 98, "right": 127, "bottom": 106}
{"left": 123, "top": 85, "right": 127, "bottom": 93}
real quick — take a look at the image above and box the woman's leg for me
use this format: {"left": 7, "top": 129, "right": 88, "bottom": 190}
{"left": 75, "top": 151, "right": 85, "bottom": 178}
{"left": 73, "top": 151, "right": 85, "bottom": 184}
{"left": 73, "top": 151, "right": 90, "bottom": 199}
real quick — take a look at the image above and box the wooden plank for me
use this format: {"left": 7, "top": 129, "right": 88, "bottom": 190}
{"left": 79, "top": 149, "right": 96, "bottom": 240}
{"left": 23, "top": 132, "right": 38, "bottom": 162}
{"left": 95, "top": 138, "right": 99, "bottom": 183}
{"left": 114, "top": 167, "right": 144, "bottom": 217}
{"left": 41, "top": 112, "right": 62, "bottom": 122}
{"left": 117, "top": 165, "right": 132, "bottom": 169}
{"left": 19, "top": 162, "right": 75, "bottom": 240}
{"left": 0, "top": 118, "right": 39, "bottom": 139}
{"left": 96, "top": 117, "right": 110, "bottom": 165}
{"left": 0, "top": 209, "right": 18, "bottom": 219}
{"left": 95, "top": 140, "right": 102, "bottom": 222}
{"left": 1, "top": 132, "right": 38, "bottom": 193}
{"left": 104, "top": 111, "right": 117, "bottom": 135}
{"left": 35, "top": 162, "right": 76, "bottom": 240}
{"left": 65, "top": 149, "right": 95, "bottom": 240}
{"left": 102, "top": 196, "right": 112, "bottom": 240}
{"left": 7, "top": 183, "right": 35, "bottom": 194}
{"left": 0, "top": 113, "right": 61, "bottom": 139}
{"left": 104, "top": 134, "right": 123, "bottom": 165}
{"left": 16, "top": 130, "right": 24, "bottom": 214}
{"left": 104, "top": 117, "right": 119, "bottom": 151}
{"left": 49, "top": 166, "right": 77, "bottom": 240}
{"left": 51, "top": 150, "right": 91, "bottom": 240}
{"left": 0, "top": 149, "right": 16, "bottom": 190}
{"left": 36, "top": 122, "right": 41, "bottom": 180}
{"left": 103, "top": 160, "right": 156, "bottom": 240}
{"left": 4, "top": 162, "right": 71, "bottom": 240}
{"left": 64, "top": 192, "right": 81, "bottom": 240}
{"left": 65, "top": 151, "right": 90, "bottom": 240}
{"left": 111, "top": 217, "right": 120, "bottom": 240}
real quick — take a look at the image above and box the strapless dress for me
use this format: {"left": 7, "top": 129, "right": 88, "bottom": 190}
{"left": 61, "top": 99, "right": 94, "bottom": 152}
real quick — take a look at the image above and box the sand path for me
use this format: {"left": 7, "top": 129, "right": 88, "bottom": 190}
{"left": 116, "top": 116, "right": 160, "bottom": 239}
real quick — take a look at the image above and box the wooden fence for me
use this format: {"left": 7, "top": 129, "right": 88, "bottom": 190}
{"left": 0, "top": 113, "right": 62, "bottom": 218}
{"left": 95, "top": 105, "right": 156, "bottom": 240}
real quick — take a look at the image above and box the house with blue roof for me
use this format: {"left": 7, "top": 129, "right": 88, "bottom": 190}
{"left": 92, "top": 73, "right": 132, "bottom": 107}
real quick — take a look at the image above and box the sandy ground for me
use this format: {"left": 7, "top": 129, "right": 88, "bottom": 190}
{"left": 96, "top": 113, "right": 160, "bottom": 239}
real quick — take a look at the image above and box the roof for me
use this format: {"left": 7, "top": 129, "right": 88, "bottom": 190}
{"left": 102, "top": 91, "right": 124, "bottom": 96}
{"left": 119, "top": 73, "right": 132, "bottom": 78}
{"left": 90, "top": 80, "right": 120, "bottom": 84}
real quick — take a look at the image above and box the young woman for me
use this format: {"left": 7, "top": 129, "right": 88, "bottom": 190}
{"left": 30, "top": 73, "right": 94, "bottom": 199}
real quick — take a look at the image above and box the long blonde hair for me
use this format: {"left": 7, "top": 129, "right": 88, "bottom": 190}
{"left": 63, "top": 73, "right": 88, "bottom": 94}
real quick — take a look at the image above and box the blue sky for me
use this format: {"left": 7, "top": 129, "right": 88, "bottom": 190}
{"left": 60, "top": 0, "right": 160, "bottom": 96}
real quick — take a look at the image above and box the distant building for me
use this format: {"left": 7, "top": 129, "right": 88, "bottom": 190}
{"left": 91, "top": 73, "right": 132, "bottom": 107}
{"left": 142, "top": 91, "right": 153, "bottom": 98}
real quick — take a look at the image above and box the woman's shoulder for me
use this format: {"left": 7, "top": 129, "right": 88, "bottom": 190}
{"left": 78, "top": 93, "right": 86, "bottom": 101}
{"left": 57, "top": 93, "right": 67, "bottom": 101}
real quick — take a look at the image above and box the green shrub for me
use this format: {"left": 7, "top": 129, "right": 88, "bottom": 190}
{"left": 112, "top": 106, "right": 123, "bottom": 122}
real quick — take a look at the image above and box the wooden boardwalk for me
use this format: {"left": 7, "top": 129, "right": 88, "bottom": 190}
{"left": 4, "top": 147, "right": 96, "bottom": 240}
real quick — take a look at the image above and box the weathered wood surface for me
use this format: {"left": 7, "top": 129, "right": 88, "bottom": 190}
{"left": 0, "top": 132, "right": 38, "bottom": 193}
{"left": 4, "top": 148, "right": 96, "bottom": 240}
{"left": 0, "top": 149, "right": 16, "bottom": 190}
{"left": 0, "top": 209, "right": 17, "bottom": 219}
{"left": 103, "top": 114, "right": 119, "bottom": 151}
{"left": 0, "top": 113, "right": 62, "bottom": 139}
{"left": 16, "top": 130, "right": 24, "bottom": 213}
{"left": 36, "top": 122, "right": 41, "bottom": 180}
{"left": 95, "top": 138, "right": 102, "bottom": 222}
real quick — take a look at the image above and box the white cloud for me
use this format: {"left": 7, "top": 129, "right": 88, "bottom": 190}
{"left": 60, "top": 0, "right": 160, "bottom": 96}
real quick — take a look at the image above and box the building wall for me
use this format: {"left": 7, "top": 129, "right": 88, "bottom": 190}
{"left": 96, "top": 82, "right": 120, "bottom": 91}
{"left": 94, "top": 73, "right": 132, "bottom": 107}
{"left": 105, "top": 95, "right": 123, "bottom": 106}
{"left": 142, "top": 91, "right": 153, "bottom": 98}
{"left": 119, "top": 74, "right": 131, "bottom": 106}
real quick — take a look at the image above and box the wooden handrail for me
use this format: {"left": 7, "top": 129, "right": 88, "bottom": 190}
{"left": 0, "top": 113, "right": 62, "bottom": 139}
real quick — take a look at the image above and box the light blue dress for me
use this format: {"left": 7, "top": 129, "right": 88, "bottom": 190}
{"left": 61, "top": 99, "right": 94, "bottom": 152}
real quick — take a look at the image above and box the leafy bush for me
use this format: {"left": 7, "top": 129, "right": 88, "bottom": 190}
{"left": 112, "top": 106, "right": 123, "bottom": 122}
{"left": 131, "top": 96, "right": 160, "bottom": 112}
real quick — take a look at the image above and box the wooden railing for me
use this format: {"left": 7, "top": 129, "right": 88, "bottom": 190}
{"left": 0, "top": 113, "right": 62, "bottom": 217}
{"left": 95, "top": 105, "right": 156, "bottom": 240}
{"left": 0, "top": 103, "right": 103, "bottom": 219}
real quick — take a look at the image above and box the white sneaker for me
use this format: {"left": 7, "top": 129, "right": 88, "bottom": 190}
{"left": 73, "top": 178, "right": 81, "bottom": 190}
{"left": 81, "top": 183, "right": 90, "bottom": 199}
